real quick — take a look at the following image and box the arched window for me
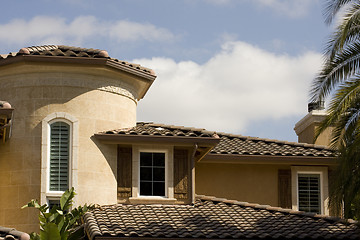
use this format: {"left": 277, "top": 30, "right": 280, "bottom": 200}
{"left": 49, "top": 121, "right": 70, "bottom": 191}
{"left": 41, "top": 112, "right": 78, "bottom": 206}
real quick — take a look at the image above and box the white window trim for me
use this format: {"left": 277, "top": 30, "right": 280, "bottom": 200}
{"left": 291, "top": 166, "right": 329, "bottom": 215}
{"left": 41, "top": 112, "right": 79, "bottom": 206}
{"left": 129, "top": 145, "right": 176, "bottom": 204}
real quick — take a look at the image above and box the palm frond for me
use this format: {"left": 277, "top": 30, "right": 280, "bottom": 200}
{"left": 311, "top": 42, "right": 360, "bottom": 101}
{"left": 324, "top": 0, "right": 355, "bottom": 25}
{"left": 325, "top": 3, "right": 360, "bottom": 58}
{"left": 329, "top": 139, "right": 360, "bottom": 218}
{"left": 317, "top": 0, "right": 360, "bottom": 220}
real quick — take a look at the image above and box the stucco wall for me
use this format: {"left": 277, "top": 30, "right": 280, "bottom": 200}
{"left": 297, "top": 122, "right": 333, "bottom": 146}
{"left": 195, "top": 162, "right": 285, "bottom": 206}
{"left": 294, "top": 110, "right": 334, "bottom": 147}
{"left": 0, "top": 62, "right": 137, "bottom": 233}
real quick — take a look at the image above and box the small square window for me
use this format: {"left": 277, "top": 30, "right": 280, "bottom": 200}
{"left": 140, "top": 152, "right": 165, "bottom": 196}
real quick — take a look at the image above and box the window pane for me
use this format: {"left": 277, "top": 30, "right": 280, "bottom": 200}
{"left": 140, "top": 152, "right": 152, "bottom": 166}
{"left": 153, "top": 182, "right": 165, "bottom": 196}
{"left": 139, "top": 152, "right": 165, "bottom": 196}
{"left": 153, "top": 153, "right": 165, "bottom": 166}
{"left": 298, "top": 174, "right": 321, "bottom": 213}
{"left": 48, "top": 200, "right": 60, "bottom": 210}
{"left": 140, "top": 167, "right": 152, "bottom": 181}
{"left": 140, "top": 182, "right": 152, "bottom": 196}
{"left": 153, "top": 167, "right": 165, "bottom": 181}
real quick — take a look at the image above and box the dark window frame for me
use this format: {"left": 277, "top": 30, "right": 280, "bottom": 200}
{"left": 139, "top": 152, "right": 166, "bottom": 197}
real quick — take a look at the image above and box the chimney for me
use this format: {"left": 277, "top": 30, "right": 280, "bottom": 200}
{"left": 294, "top": 102, "right": 332, "bottom": 146}
{"left": 307, "top": 101, "right": 324, "bottom": 112}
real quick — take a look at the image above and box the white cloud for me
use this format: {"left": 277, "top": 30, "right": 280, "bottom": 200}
{"left": 253, "top": 0, "right": 315, "bottom": 18}
{"left": 0, "top": 16, "right": 175, "bottom": 46}
{"left": 135, "top": 41, "right": 322, "bottom": 134}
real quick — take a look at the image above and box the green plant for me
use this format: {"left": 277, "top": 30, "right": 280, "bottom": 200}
{"left": 311, "top": 0, "right": 360, "bottom": 219}
{"left": 22, "top": 188, "right": 94, "bottom": 240}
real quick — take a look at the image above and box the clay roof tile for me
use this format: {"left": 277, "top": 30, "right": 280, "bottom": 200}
{"left": 0, "top": 45, "right": 155, "bottom": 77}
{"left": 83, "top": 195, "right": 360, "bottom": 240}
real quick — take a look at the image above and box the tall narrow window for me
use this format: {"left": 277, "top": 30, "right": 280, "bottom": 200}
{"left": 49, "top": 122, "right": 69, "bottom": 191}
{"left": 298, "top": 174, "right": 321, "bottom": 213}
{"left": 140, "top": 152, "right": 165, "bottom": 196}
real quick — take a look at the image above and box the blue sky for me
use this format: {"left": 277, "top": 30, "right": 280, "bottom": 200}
{"left": 0, "top": 0, "right": 332, "bottom": 142}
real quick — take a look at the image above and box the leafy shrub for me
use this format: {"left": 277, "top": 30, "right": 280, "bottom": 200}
{"left": 22, "top": 188, "right": 94, "bottom": 240}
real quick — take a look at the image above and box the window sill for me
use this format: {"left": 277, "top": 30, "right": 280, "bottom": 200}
{"left": 129, "top": 197, "right": 177, "bottom": 204}
{"left": 46, "top": 191, "right": 64, "bottom": 197}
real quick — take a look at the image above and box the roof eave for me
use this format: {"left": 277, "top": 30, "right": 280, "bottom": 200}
{"left": 94, "top": 133, "right": 220, "bottom": 147}
{"left": 0, "top": 55, "right": 156, "bottom": 100}
{"left": 202, "top": 154, "right": 336, "bottom": 165}
{"left": 0, "top": 55, "right": 155, "bottom": 79}
{"left": 106, "top": 60, "right": 156, "bottom": 99}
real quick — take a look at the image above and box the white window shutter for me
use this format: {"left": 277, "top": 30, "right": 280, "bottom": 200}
{"left": 298, "top": 174, "right": 321, "bottom": 213}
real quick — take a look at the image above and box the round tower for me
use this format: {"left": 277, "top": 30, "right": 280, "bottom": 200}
{"left": 0, "top": 45, "right": 156, "bottom": 232}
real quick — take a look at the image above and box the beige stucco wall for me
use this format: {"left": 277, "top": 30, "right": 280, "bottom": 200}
{"left": 294, "top": 110, "right": 333, "bottom": 146}
{"left": 0, "top": 62, "right": 138, "bottom": 233}
{"left": 195, "top": 162, "right": 284, "bottom": 206}
{"left": 297, "top": 122, "right": 333, "bottom": 146}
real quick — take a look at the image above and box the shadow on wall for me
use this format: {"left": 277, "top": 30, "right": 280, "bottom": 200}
{"left": 90, "top": 135, "right": 117, "bottom": 180}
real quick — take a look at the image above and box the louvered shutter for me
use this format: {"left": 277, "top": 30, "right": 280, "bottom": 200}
{"left": 298, "top": 174, "right": 321, "bottom": 213}
{"left": 278, "top": 169, "right": 291, "bottom": 209}
{"left": 174, "top": 149, "right": 188, "bottom": 199}
{"left": 49, "top": 122, "right": 69, "bottom": 191}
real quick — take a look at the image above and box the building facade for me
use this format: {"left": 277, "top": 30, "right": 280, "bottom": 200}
{"left": 0, "top": 45, "right": 155, "bottom": 232}
{"left": 0, "top": 45, "right": 337, "bottom": 234}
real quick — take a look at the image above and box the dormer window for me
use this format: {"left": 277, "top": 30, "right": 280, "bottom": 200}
{"left": 126, "top": 146, "right": 175, "bottom": 203}
{"left": 140, "top": 152, "right": 166, "bottom": 196}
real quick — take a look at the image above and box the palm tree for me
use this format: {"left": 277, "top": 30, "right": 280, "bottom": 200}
{"left": 311, "top": 0, "right": 360, "bottom": 219}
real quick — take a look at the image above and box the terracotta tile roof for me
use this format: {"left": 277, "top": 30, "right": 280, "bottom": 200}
{"left": 0, "top": 45, "right": 155, "bottom": 77}
{"left": 211, "top": 132, "right": 335, "bottom": 157}
{"left": 83, "top": 195, "right": 360, "bottom": 240}
{"left": 101, "top": 122, "right": 335, "bottom": 157}
{"left": 0, "top": 226, "right": 30, "bottom": 240}
{"left": 103, "top": 122, "right": 217, "bottom": 138}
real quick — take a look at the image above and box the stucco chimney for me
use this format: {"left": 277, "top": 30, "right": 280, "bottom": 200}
{"left": 294, "top": 102, "right": 332, "bottom": 146}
